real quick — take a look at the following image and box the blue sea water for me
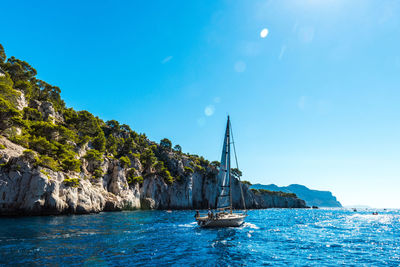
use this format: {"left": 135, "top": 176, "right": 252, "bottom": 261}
{"left": 0, "top": 209, "right": 399, "bottom": 266}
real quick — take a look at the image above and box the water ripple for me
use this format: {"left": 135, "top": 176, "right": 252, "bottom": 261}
{"left": 0, "top": 209, "right": 399, "bottom": 266}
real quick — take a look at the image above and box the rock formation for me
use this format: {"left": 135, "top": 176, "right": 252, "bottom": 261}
{"left": 0, "top": 137, "right": 306, "bottom": 216}
{"left": 0, "top": 47, "right": 307, "bottom": 216}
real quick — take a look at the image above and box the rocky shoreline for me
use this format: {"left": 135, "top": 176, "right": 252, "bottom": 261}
{"left": 0, "top": 137, "right": 306, "bottom": 216}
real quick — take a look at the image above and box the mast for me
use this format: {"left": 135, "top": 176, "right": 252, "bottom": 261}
{"left": 227, "top": 116, "right": 232, "bottom": 212}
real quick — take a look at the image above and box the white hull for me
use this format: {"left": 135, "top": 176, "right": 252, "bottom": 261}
{"left": 196, "top": 213, "right": 246, "bottom": 228}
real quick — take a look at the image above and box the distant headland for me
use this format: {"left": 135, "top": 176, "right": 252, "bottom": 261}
{"left": 251, "top": 183, "right": 342, "bottom": 208}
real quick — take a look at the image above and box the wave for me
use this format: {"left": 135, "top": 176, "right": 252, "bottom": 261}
{"left": 241, "top": 222, "right": 260, "bottom": 229}
{"left": 178, "top": 222, "right": 197, "bottom": 228}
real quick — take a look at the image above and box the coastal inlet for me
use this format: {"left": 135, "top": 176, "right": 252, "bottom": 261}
{"left": 0, "top": 209, "right": 399, "bottom": 266}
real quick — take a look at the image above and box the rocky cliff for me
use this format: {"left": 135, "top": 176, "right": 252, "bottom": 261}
{"left": 0, "top": 137, "right": 306, "bottom": 216}
{"left": 252, "top": 183, "right": 342, "bottom": 207}
{"left": 0, "top": 44, "right": 306, "bottom": 216}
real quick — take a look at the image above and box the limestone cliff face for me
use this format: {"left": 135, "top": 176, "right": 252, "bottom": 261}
{"left": 0, "top": 137, "right": 306, "bottom": 216}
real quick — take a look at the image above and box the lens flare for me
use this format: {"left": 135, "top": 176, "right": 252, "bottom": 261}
{"left": 260, "top": 28, "right": 269, "bottom": 38}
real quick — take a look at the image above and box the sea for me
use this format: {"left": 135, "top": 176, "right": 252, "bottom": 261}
{"left": 0, "top": 209, "right": 399, "bottom": 266}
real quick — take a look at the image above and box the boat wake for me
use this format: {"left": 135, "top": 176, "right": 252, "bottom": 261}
{"left": 241, "top": 222, "right": 260, "bottom": 229}
{"left": 178, "top": 222, "right": 197, "bottom": 228}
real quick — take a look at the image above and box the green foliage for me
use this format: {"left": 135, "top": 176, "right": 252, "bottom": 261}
{"left": 184, "top": 166, "right": 194, "bottom": 175}
{"left": 175, "top": 175, "right": 183, "bottom": 182}
{"left": 198, "top": 156, "right": 209, "bottom": 166}
{"left": 84, "top": 149, "right": 103, "bottom": 163}
{"left": 0, "top": 44, "right": 6, "bottom": 63}
{"left": 210, "top": 161, "right": 220, "bottom": 167}
{"left": 152, "top": 160, "right": 174, "bottom": 184}
{"left": 40, "top": 169, "right": 51, "bottom": 179}
{"left": 63, "top": 177, "right": 80, "bottom": 187}
{"left": 0, "top": 97, "right": 21, "bottom": 131}
{"left": 154, "top": 160, "right": 165, "bottom": 172}
{"left": 62, "top": 108, "right": 78, "bottom": 124}
{"left": 29, "top": 135, "right": 58, "bottom": 156}
{"left": 131, "top": 152, "right": 140, "bottom": 159}
{"left": 0, "top": 73, "right": 20, "bottom": 106}
{"left": 11, "top": 115, "right": 27, "bottom": 128}
{"left": 3, "top": 56, "right": 37, "bottom": 83}
{"left": 36, "top": 155, "right": 59, "bottom": 171}
{"left": 140, "top": 148, "right": 157, "bottom": 170}
{"left": 231, "top": 168, "right": 242, "bottom": 178}
{"left": 160, "top": 138, "right": 172, "bottom": 151}
{"left": 23, "top": 107, "right": 42, "bottom": 121}
{"left": 92, "top": 130, "right": 106, "bottom": 153}
{"left": 10, "top": 133, "right": 30, "bottom": 147}
{"left": 250, "top": 188, "right": 259, "bottom": 194}
{"left": 128, "top": 175, "right": 143, "bottom": 185}
{"left": 22, "top": 149, "right": 36, "bottom": 161}
{"left": 105, "top": 134, "right": 117, "bottom": 155}
{"left": 0, "top": 47, "right": 65, "bottom": 108}
{"left": 14, "top": 80, "right": 32, "bottom": 97}
{"left": 75, "top": 111, "right": 101, "bottom": 136}
{"left": 106, "top": 120, "right": 120, "bottom": 134}
{"left": 193, "top": 164, "right": 206, "bottom": 174}
{"left": 23, "top": 149, "right": 34, "bottom": 154}
{"left": 120, "top": 124, "right": 131, "bottom": 133}
{"left": 251, "top": 188, "right": 297, "bottom": 198}
{"left": 126, "top": 169, "right": 143, "bottom": 185}
{"left": 93, "top": 168, "right": 104, "bottom": 179}
{"left": 32, "top": 79, "right": 64, "bottom": 111}
{"left": 160, "top": 168, "right": 174, "bottom": 184}
{"left": 119, "top": 136, "right": 136, "bottom": 156}
{"left": 64, "top": 110, "right": 102, "bottom": 140}
{"left": 61, "top": 157, "right": 81, "bottom": 172}
{"left": 0, "top": 144, "right": 5, "bottom": 149}
{"left": 173, "top": 144, "right": 182, "bottom": 154}
{"left": 119, "top": 156, "right": 131, "bottom": 168}
{"left": 241, "top": 180, "right": 252, "bottom": 186}
{"left": 22, "top": 122, "right": 77, "bottom": 163}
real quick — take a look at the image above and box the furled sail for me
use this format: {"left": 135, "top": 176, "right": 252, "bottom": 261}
{"left": 217, "top": 117, "right": 231, "bottom": 209}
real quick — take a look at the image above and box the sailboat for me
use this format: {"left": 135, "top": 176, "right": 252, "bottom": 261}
{"left": 196, "top": 116, "right": 247, "bottom": 228}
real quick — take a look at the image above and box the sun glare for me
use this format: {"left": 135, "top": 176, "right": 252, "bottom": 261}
{"left": 260, "top": 28, "right": 269, "bottom": 38}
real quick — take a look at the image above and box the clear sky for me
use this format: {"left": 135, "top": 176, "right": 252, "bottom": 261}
{"left": 1, "top": 0, "right": 400, "bottom": 208}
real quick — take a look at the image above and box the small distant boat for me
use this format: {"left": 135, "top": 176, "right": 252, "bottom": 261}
{"left": 195, "top": 116, "right": 247, "bottom": 228}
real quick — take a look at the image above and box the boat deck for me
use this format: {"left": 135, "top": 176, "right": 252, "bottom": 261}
{"left": 195, "top": 212, "right": 247, "bottom": 227}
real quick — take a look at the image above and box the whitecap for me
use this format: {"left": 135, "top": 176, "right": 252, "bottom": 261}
{"left": 178, "top": 224, "right": 195, "bottom": 228}
{"left": 242, "top": 222, "right": 260, "bottom": 229}
{"left": 347, "top": 214, "right": 393, "bottom": 224}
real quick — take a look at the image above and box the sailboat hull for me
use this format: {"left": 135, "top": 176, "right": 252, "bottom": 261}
{"left": 196, "top": 214, "right": 246, "bottom": 228}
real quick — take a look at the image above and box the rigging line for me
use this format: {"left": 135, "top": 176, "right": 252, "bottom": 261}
{"left": 229, "top": 120, "right": 247, "bottom": 212}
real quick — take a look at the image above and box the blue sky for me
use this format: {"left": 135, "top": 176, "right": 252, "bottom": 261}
{"left": 1, "top": 0, "right": 400, "bottom": 208}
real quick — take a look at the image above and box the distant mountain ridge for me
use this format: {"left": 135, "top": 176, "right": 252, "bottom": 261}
{"left": 251, "top": 184, "right": 342, "bottom": 207}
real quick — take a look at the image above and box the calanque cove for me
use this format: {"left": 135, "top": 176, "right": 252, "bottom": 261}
{"left": 0, "top": 44, "right": 306, "bottom": 216}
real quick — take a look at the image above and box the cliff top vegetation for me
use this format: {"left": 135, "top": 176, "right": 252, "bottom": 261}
{"left": 0, "top": 43, "right": 217, "bottom": 184}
